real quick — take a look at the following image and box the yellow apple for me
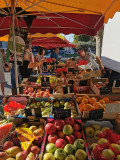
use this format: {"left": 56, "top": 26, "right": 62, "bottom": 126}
{"left": 85, "top": 127, "right": 94, "bottom": 137}
{"left": 90, "top": 143, "right": 98, "bottom": 151}
{"left": 101, "top": 149, "right": 114, "bottom": 160}
{"left": 109, "top": 143, "right": 120, "bottom": 152}
{"left": 101, "top": 127, "right": 110, "bottom": 133}
{"left": 116, "top": 155, "right": 120, "bottom": 160}
{"left": 92, "top": 124, "right": 101, "bottom": 131}
{"left": 94, "top": 130, "right": 102, "bottom": 140}
{"left": 98, "top": 138, "right": 108, "bottom": 145}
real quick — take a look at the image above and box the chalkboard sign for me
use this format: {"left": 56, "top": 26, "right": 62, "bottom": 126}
{"left": 0, "top": 105, "right": 4, "bottom": 116}
{"left": 41, "top": 82, "right": 50, "bottom": 87}
{"left": 89, "top": 109, "right": 104, "bottom": 120}
{"left": 25, "top": 108, "right": 41, "bottom": 118}
{"left": 54, "top": 109, "right": 71, "bottom": 120}
{"left": 28, "top": 76, "right": 37, "bottom": 82}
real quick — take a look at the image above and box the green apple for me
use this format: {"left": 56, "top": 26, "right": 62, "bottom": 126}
{"left": 43, "top": 153, "right": 55, "bottom": 160}
{"left": 64, "top": 102, "right": 71, "bottom": 108}
{"left": 46, "top": 143, "right": 57, "bottom": 154}
{"left": 75, "top": 149, "right": 87, "bottom": 160}
{"left": 109, "top": 143, "right": 120, "bottom": 152}
{"left": 92, "top": 124, "right": 101, "bottom": 131}
{"left": 40, "top": 101, "right": 46, "bottom": 107}
{"left": 54, "top": 148, "right": 67, "bottom": 160}
{"left": 65, "top": 155, "right": 76, "bottom": 160}
{"left": 94, "top": 130, "right": 102, "bottom": 140}
{"left": 74, "top": 139, "right": 85, "bottom": 150}
{"left": 90, "top": 143, "right": 98, "bottom": 151}
{"left": 101, "top": 127, "right": 110, "bottom": 133}
{"left": 64, "top": 106, "right": 71, "bottom": 109}
{"left": 45, "top": 102, "right": 51, "bottom": 107}
{"left": 116, "top": 155, "right": 120, "bottom": 160}
{"left": 98, "top": 138, "right": 108, "bottom": 145}
{"left": 63, "top": 125, "right": 73, "bottom": 135}
{"left": 101, "top": 149, "right": 114, "bottom": 160}
{"left": 64, "top": 144, "right": 76, "bottom": 155}
{"left": 85, "top": 127, "right": 94, "bottom": 137}
{"left": 60, "top": 101, "right": 65, "bottom": 106}
{"left": 54, "top": 101, "right": 59, "bottom": 107}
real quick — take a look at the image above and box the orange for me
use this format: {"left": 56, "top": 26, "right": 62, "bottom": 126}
{"left": 82, "top": 98, "right": 89, "bottom": 104}
{"left": 76, "top": 97, "right": 83, "bottom": 103}
{"left": 85, "top": 104, "right": 95, "bottom": 111}
{"left": 93, "top": 102, "right": 104, "bottom": 109}
{"left": 79, "top": 103, "right": 86, "bottom": 112}
{"left": 99, "top": 100, "right": 105, "bottom": 105}
{"left": 82, "top": 95, "right": 89, "bottom": 99}
{"left": 89, "top": 97, "right": 97, "bottom": 105}
{"left": 102, "top": 97, "right": 109, "bottom": 104}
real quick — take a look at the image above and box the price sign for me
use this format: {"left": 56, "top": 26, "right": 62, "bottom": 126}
{"left": 89, "top": 109, "right": 104, "bottom": 120}
{"left": 25, "top": 108, "right": 41, "bottom": 118}
{"left": 16, "top": 127, "right": 35, "bottom": 152}
{"left": 54, "top": 109, "right": 71, "bottom": 120}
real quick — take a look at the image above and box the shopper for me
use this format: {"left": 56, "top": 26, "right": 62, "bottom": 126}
{"left": 0, "top": 50, "right": 5, "bottom": 95}
{"left": 51, "top": 48, "right": 59, "bottom": 61}
{"left": 36, "top": 47, "right": 45, "bottom": 62}
{"left": 76, "top": 48, "right": 104, "bottom": 71}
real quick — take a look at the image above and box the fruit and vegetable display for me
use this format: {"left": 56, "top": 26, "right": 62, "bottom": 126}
{"left": 25, "top": 99, "right": 52, "bottom": 117}
{"left": 23, "top": 87, "right": 52, "bottom": 98}
{"left": 42, "top": 117, "right": 88, "bottom": 160}
{"left": 85, "top": 123, "right": 120, "bottom": 160}
{"left": 77, "top": 95, "right": 120, "bottom": 113}
{"left": 0, "top": 120, "right": 45, "bottom": 160}
{"left": 52, "top": 98, "right": 80, "bottom": 118}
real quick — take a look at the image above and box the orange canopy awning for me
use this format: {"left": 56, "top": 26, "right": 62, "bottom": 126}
{"left": 0, "top": 0, "right": 120, "bottom": 23}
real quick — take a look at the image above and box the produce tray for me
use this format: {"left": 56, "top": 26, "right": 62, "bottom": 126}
{"left": 52, "top": 97, "right": 81, "bottom": 119}
{"left": 83, "top": 120, "right": 118, "bottom": 160}
{"left": 39, "top": 119, "right": 90, "bottom": 160}
{"left": 14, "top": 117, "right": 46, "bottom": 160}
{"left": 25, "top": 97, "right": 53, "bottom": 118}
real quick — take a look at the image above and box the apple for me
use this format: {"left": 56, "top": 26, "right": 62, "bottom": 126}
{"left": 45, "top": 123, "right": 56, "bottom": 134}
{"left": 116, "top": 155, "right": 120, "bottom": 160}
{"left": 46, "top": 143, "right": 57, "bottom": 154}
{"left": 90, "top": 143, "right": 98, "bottom": 151}
{"left": 64, "top": 144, "right": 76, "bottom": 155}
{"left": 64, "top": 102, "right": 71, "bottom": 108}
{"left": 54, "top": 148, "right": 67, "bottom": 160}
{"left": 73, "top": 131, "right": 82, "bottom": 139}
{"left": 94, "top": 130, "right": 102, "bottom": 140}
{"left": 98, "top": 138, "right": 109, "bottom": 145}
{"left": 43, "top": 153, "right": 55, "bottom": 160}
{"left": 101, "top": 127, "right": 110, "bottom": 133}
{"left": 57, "top": 131, "right": 65, "bottom": 138}
{"left": 54, "top": 120, "right": 63, "bottom": 130}
{"left": 3, "top": 141, "right": 14, "bottom": 150}
{"left": 91, "top": 124, "right": 101, "bottom": 131}
{"left": 85, "top": 127, "right": 94, "bottom": 137}
{"left": 48, "top": 134, "right": 58, "bottom": 143}
{"left": 109, "top": 143, "right": 120, "bottom": 152}
{"left": 65, "top": 155, "right": 76, "bottom": 160}
{"left": 74, "top": 139, "right": 85, "bottom": 150}
{"left": 33, "top": 136, "right": 43, "bottom": 146}
{"left": 65, "top": 117, "right": 74, "bottom": 126}
{"left": 65, "top": 135, "right": 75, "bottom": 144}
{"left": 55, "top": 138, "right": 66, "bottom": 149}
{"left": 75, "top": 149, "right": 87, "bottom": 160}
{"left": 31, "top": 146, "right": 40, "bottom": 156}
{"left": 63, "top": 125, "right": 73, "bottom": 135}
{"left": 59, "top": 120, "right": 65, "bottom": 127}
{"left": 73, "top": 124, "right": 80, "bottom": 131}
{"left": 101, "top": 149, "right": 114, "bottom": 160}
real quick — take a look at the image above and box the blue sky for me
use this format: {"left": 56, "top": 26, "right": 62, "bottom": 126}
{"left": 60, "top": 33, "right": 74, "bottom": 43}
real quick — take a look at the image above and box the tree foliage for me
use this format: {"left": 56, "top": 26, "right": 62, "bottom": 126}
{"left": 74, "top": 34, "right": 96, "bottom": 44}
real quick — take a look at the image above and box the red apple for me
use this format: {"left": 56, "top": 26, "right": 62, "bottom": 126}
{"left": 59, "top": 120, "right": 65, "bottom": 127}
{"left": 74, "top": 131, "right": 82, "bottom": 139}
{"left": 3, "top": 141, "right": 14, "bottom": 150}
{"left": 33, "top": 136, "right": 43, "bottom": 146}
{"left": 45, "top": 123, "right": 56, "bottom": 134}
{"left": 54, "top": 120, "right": 63, "bottom": 130}
{"left": 65, "top": 135, "right": 75, "bottom": 144}
{"left": 65, "top": 117, "right": 74, "bottom": 126}
{"left": 55, "top": 138, "right": 66, "bottom": 149}
{"left": 57, "top": 131, "right": 65, "bottom": 138}
{"left": 73, "top": 124, "right": 80, "bottom": 131}
{"left": 48, "top": 134, "right": 58, "bottom": 143}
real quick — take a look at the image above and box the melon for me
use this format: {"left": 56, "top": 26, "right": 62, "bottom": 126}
{"left": 0, "top": 123, "right": 13, "bottom": 141}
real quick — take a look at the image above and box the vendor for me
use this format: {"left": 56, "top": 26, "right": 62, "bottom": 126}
{"left": 76, "top": 48, "right": 104, "bottom": 71}
{"left": 51, "top": 47, "right": 59, "bottom": 61}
